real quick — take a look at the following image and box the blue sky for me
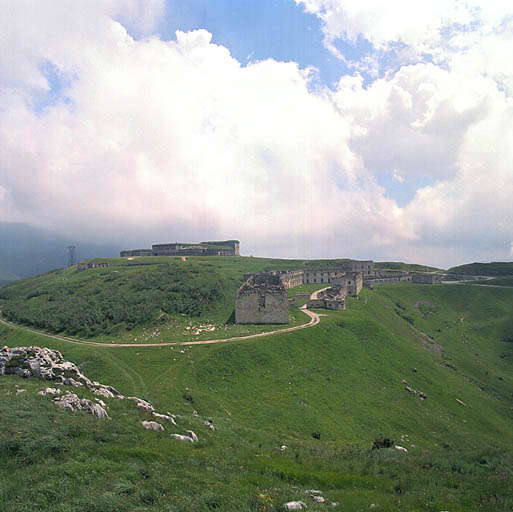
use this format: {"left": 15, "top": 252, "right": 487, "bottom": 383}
{"left": 154, "top": 0, "right": 350, "bottom": 87}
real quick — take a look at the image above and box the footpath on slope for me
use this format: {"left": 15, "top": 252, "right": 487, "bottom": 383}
{"left": 0, "top": 304, "right": 321, "bottom": 349}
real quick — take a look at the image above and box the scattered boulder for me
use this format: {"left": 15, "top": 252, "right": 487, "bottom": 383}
{"left": 38, "top": 387, "right": 62, "bottom": 396}
{"left": 280, "top": 444, "right": 287, "bottom": 451}
{"left": 401, "top": 379, "right": 427, "bottom": 400}
{"left": 127, "top": 397, "right": 155, "bottom": 413}
{"left": 54, "top": 392, "right": 110, "bottom": 419}
{"left": 154, "top": 412, "right": 176, "bottom": 425}
{"left": 171, "top": 434, "right": 195, "bottom": 443}
{"left": 283, "top": 501, "right": 307, "bottom": 510}
{"left": 395, "top": 445, "right": 408, "bottom": 453}
{"left": 185, "top": 430, "right": 198, "bottom": 442}
{"left": 142, "top": 421, "right": 164, "bottom": 431}
{"left": 204, "top": 420, "right": 216, "bottom": 431}
{"left": 0, "top": 346, "right": 123, "bottom": 398}
{"left": 312, "top": 496, "right": 325, "bottom": 503}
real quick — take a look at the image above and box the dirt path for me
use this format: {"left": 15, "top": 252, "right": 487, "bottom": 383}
{"left": 310, "top": 286, "right": 330, "bottom": 300}
{"left": 0, "top": 306, "right": 321, "bottom": 349}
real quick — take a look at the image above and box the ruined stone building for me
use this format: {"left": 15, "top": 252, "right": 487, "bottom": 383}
{"left": 347, "top": 271, "right": 363, "bottom": 297}
{"left": 235, "top": 273, "right": 289, "bottom": 324}
{"left": 121, "top": 240, "right": 240, "bottom": 258}
{"left": 235, "top": 260, "right": 444, "bottom": 324}
{"left": 338, "top": 260, "right": 374, "bottom": 276}
{"left": 364, "top": 270, "right": 442, "bottom": 287}
{"left": 120, "top": 249, "right": 153, "bottom": 257}
{"left": 412, "top": 273, "right": 442, "bottom": 284}
{"left": 77, "top": 262, "right": 109, "bottom": 271}
{"left": 307, "top": 274, "right": 347, "bottom": 310}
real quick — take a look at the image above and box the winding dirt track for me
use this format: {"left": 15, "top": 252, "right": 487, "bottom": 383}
{"left": 0, "top": 306, "right": 321, "bottom": 349}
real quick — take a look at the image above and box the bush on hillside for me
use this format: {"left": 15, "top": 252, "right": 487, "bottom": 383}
{"left": 0, "top": 263, "right": 227, "bottom": 337}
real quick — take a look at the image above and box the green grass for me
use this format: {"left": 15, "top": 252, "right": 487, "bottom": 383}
{"left": 0, "top": 257, "right": 317, "bottom": 341}
{"left": 1, "top": 281, "right": 513, "bottom": 510}
{"left": 375, "top": 261, "right": 444, "bottom": 272}
{"left": 448, "top": 261, "right": 513, "bottom": 276}
{"left": 472, "top": 276, "right": 513, "bottom": 287}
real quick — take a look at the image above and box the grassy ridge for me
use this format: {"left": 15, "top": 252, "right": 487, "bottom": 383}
{"left": 448, "top": 261, "right": 513, "bottom": 276}
{"left": 1, "top": 282, "right": 513, "bottom": 510}
{"left": 0, "top": 256, "right": 315, "bottom": 342}
{"left": 375, "top": 261, "right": 443, "bottom": 272}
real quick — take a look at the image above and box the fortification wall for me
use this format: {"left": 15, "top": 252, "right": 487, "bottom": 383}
{"left": 412, "top": 274, "right": 442, "bottom": 284}
{"left": 235, "top": 274, "right": 289, "bottom": 324}
{"left": 347, "top": 272, "right": 363, "bottom": 297}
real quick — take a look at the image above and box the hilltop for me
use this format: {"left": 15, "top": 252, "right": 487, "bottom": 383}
{"left": 0, "top": 258, "right": 512, "bottom": 510}
{"left": 448, "top": 261, "right": 513, "bottom": 275}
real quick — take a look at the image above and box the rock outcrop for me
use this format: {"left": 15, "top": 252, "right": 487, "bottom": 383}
{"left": 0, "top": 346, "right": 124, "bottom": 398}
{"left": 54, "top": 391, "right": 110, "bottom": 419}
{"left": 142, "top": 421, "right": 164, "bottom": 431}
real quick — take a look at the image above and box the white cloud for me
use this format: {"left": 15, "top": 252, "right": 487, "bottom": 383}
{"left": 0, "top": 4, "right": 414, "bottom": 260}
{"left": 0, "top": 1, "right": 512, "bottom": 267}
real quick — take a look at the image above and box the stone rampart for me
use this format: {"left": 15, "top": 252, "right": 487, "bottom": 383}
{"left": 235, "top": 274, "right": 289, "bottom": 324}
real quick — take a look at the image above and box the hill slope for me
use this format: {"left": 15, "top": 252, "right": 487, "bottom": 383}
{"left": 1, "top": 273, "right": 513, "bottom": 510}
{"left": 448, "top": 261, "right": 513, "bottom": 276}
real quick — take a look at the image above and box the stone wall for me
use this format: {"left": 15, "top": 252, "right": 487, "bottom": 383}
{"left": 235, "top": 274, "right": 289, "bottom": 324}
{"left": 303, "top": 269, "right": 340, "bottom": 284}
{"left": 347, "top": 272, "right": 363, "bottom": 297}
{"left": 120, "top": 249, "right": 152, "bottom": 257}
{"left": 77, "top": 262, "right": 109, "bottom": 272}
{"left": 412, "top": 273, "right": 442, "bottom": 284}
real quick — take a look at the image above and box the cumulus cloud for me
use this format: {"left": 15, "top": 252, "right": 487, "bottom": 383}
{"left": 0, "top": 1, "right": 414, "bottom": 260}
{"left": 0, "top": 1, "right": 512, "bottom": 267}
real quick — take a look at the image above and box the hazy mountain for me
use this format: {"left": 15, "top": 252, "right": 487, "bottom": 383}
{"left": 0, "top": 222, "right": 122, "bottom": 283}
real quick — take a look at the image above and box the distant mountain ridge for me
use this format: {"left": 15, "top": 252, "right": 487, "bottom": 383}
{"left": 0, "top": 222, "right": 122, "bottom": 283}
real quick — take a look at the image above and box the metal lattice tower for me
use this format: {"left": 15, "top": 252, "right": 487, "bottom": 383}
{"left": 67, "top": 245, "right": 76, "bottom": 267}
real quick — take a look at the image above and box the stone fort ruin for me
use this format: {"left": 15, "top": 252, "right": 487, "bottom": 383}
{"left": 235, "top": 261, "right": 368, "bottom": 324}
{"left": 235, "top": 260, "right": 443, "bottom": 324}
{"left": 121, "top": 240, "right": 240, "bottom": 258}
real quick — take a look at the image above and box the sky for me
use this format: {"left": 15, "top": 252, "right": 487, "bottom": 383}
{"left": 1, "top": 0, "right": 513, "bottom": 268}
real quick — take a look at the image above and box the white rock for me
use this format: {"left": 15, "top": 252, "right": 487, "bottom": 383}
{"left": 92, "top": 387, "right": 115, "bottom": 399}
{"left": 280, "top": 445, "right": 287, "bottom": 451}
{"left": 204, "top": 420, "right": 216, "bottom": 431}
{"left": 84, "top": 401, "right": 110, "bottom": 419}
{"left": 185, "top": 430, "right": 198, "bottom": 442}
{"left": 142, "top": 421, "right": 164, "bottom": 431}
{"left": 153, "top": 412, "right": 176, "bottom": 425}
{"left": 312, "top": 496, "right": 325, "bottom": 503}
{"left": 171, "top": 434, "right": 194, "bottom": 443}
{"left": 127, "top": 397, "right": 155, "bottom": 413}
{"left": 283, "top": 501, "right": 307, "bottom": 510}
{"left": 395, "top": 445, "right": 408, "bottom": 453}
{"left": 38, "top": 387, "right": 62, "bottom": 396}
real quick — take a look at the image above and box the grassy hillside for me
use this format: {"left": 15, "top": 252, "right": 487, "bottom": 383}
{"left": 448, "top": 261, "right": 513, "bottom": 276}
{"left": 0, "top": 256, "right": 318, "bottom": 342}
{"left": 0, "top": 263, "right": 18, "bottom": 286}
{"left": 375, "top": 261, "right": 443, "bottom": 273}
{"left": 1, "top": 281, "right": 513, "bottom": 510}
